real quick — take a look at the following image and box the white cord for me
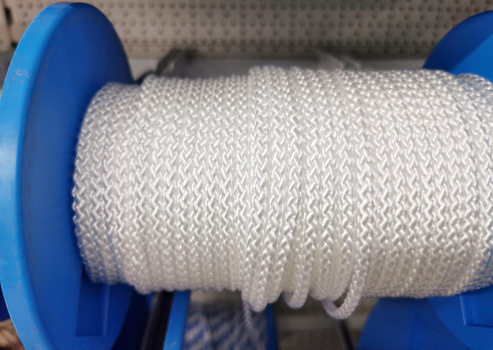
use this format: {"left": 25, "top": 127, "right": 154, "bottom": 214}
{"left": 73, "top": 68, "right": 493, "bottom": 319}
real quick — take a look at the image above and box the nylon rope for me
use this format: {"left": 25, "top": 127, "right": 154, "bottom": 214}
{"left": 73, "top": 67, "right": 493, "bottom": 318}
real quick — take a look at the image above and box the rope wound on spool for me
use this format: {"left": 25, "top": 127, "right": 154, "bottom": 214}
{"left": 73, "top": 67, "right": 493, "bottom": 319}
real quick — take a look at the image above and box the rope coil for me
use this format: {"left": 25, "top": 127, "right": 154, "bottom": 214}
{"left": 74, "top": 67, "right": 493, "bottom": 318}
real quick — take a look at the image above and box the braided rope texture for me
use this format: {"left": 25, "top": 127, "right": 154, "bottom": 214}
{"left": 73, "top": 68, "right": 493, "bottom": 318}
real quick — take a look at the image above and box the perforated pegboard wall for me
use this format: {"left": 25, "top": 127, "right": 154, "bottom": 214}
{"left": 5, "top": 0, "right": 493, "bottom": 58}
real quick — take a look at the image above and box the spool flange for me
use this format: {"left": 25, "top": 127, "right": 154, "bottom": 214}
{"left": 0, "top": 4, "right": 133, "bottom": 349}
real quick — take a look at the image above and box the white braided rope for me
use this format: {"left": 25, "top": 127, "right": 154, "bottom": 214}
{"left": 73, "top": 68, "right": 493, "bottom": 318}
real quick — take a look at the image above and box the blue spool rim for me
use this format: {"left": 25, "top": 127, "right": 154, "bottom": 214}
{"left": 0, "top": 3, "right": 134, "bottom": 349}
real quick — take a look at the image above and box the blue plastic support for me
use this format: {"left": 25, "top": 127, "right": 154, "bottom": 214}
{"left": 163, "top": 291, "right": 191, "bottom": 350}
{"left": 359, "top": 299, "right": 470, "bottom": 350}
{"left": 0, "top": 4, "right": 134, "bottom": 349}
{"left": 360, "top": 10, "right": 493, "bottom": 350}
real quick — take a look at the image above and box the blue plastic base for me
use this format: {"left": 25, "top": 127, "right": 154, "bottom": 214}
{"left": 164, "top": 291, "right": 191, "bottom": 350}
{"left": 0, "top": 4, "right": 134, "bottom": 349}
{"left": 360, "top": 10, "right": 493, "bottom": 350}
{"left": 359, "top": 299, "right": 470, "bottom": 350}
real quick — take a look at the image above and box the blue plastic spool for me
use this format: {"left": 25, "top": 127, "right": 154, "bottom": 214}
{"left": 360, "top": 11, "right": 493, "bottom": 350}
{"left": 1, "top": 3, "right": 492, "bottom": 350}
